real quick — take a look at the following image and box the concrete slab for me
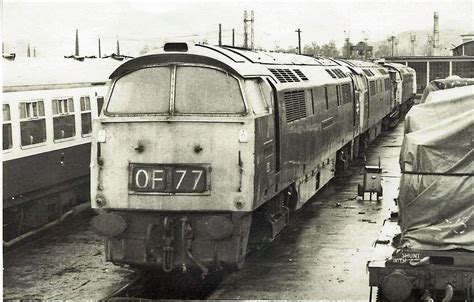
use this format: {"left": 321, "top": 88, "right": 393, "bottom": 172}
{"left": 209, "top": 123, "right": 404, "bottom": 300}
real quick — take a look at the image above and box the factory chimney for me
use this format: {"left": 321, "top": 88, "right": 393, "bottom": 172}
{"left": 75, "top": 29, "right": 80, "bottom": 56}
{"left": 116, "top": 37, "right": 120, "bottom": 55}
{"left": 433, "top": 11, "right": 440, "bottom": 55}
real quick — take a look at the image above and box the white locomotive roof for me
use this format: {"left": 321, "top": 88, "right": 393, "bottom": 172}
{"left": 113, "top": 43, "right": 350, "bottom": 88}
{"left": 3, "top": 57, "right": 126, "bottom": 88}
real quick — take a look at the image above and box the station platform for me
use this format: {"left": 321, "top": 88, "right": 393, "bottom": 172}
{"left": 209, "top": 123, "right": 404, "bottom": 300}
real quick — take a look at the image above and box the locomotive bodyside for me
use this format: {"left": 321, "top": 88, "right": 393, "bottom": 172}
{"left": 91, "top": 43, "right": 406, "bottom": 273}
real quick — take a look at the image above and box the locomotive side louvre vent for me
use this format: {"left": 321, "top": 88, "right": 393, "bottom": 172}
{"left": 325, "top": 69, "right": 337, "bottom": 79}
{"left": 293, "top": 69, "right": 309, "bottom": 81}
{"left": 284, "top": 90, "right": 307, "bottom": 123}
{"left": 269, "top": 68, "right": 300, "bottom": 83}
{"left": 378, "top": 68, "right": 388, "bottom": 75}
{"left": 333, "top": 68, "right": 347, "bottom": 78}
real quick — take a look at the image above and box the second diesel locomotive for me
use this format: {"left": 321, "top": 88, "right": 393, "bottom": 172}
{"left": 91, "top": 43, "right": 415, "bottom": 274}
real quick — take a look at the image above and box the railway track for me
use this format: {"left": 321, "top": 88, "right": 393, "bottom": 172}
{"left": 104, "top": 269, "right": 228, "bottom": 300}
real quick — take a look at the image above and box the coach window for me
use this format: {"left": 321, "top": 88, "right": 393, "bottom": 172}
{"left": 19, "top": 100, "right": 47, "bottom": 147}
{"left": 52, "top": 97, "right": 76, "bottom": 140}
{"left": 80, "top": 96, "right": 92, "bottom": 135}
{"left": 3, "top": 104, "right": 12, "bottom": 150}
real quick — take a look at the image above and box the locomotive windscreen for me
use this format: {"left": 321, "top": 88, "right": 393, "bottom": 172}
{"left": 107, "top": 65, "right": 245, "bottom": 114}
{"left": 107, "top": 67, "right": 171, "bottom": 113}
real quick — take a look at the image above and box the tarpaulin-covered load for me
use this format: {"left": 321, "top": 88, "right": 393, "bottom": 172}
{"left": 398, "top": 85, "right": 474, "bottom": 251}
{"left": 419, "top": 76, "right": 474, "bottom": 104}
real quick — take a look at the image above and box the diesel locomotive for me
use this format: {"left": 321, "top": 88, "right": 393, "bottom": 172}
{"left": 2, "top": 57, "right": 125, "bottom": 245}
{"left": 90, "top": 42, "right": 416, "bottom": 274}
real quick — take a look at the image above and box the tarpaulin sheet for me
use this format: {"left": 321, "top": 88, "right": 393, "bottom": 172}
{"left": 398, "top": 86, "right": 474, "bottom": 251}
{"left": 419, "top": 77, "right": 474, "bottom": 104}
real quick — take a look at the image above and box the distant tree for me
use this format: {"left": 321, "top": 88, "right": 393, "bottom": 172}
{"left": 303, "top": 41, "right": 321, "bottom": 56}
{"left": 320, "top": 40, "right": 339, "bottom": 57}
{"left": 374, "top": 44, "right": 391, "bottom": 58}
{"left": 139, "top": 45, "right": 150, "bottom": 55}
{"left": 285, "top": 45, "right": 298, "bottom": 54}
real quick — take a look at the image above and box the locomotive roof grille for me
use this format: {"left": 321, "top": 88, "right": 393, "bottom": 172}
{"left": 325, "top": 69, "right": 337, "bottom": 79}
{"left": 293, "top": 69, "right": 309, "bottom": 81}
{"left": 362, "top": 69, "right": 375, "bottom": 77}
{"left": 333, "top": 68, "right": 346, "bottom": 78}
{"left": 268, "top": 68, "right": 301, "bottom": 83}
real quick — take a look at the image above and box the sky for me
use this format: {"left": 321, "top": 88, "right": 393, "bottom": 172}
{"left": 2, "top": 0, "right": 473, "bottom": 57}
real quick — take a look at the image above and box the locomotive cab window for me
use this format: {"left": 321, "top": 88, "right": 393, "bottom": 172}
{"left": 336, "top": 85, "right": 341, "bottom": 106}
{"left": 80, "top": 96, "right": 92, "bottom": 135}
{"left": 175, "top": 66, "right": 245, "bottom": 114}
{"left": 52, "top": 97, "right": 76, "bottom": 140}
{"left": 97, "top": 96, "right": 104, "bottom": 116}
{"left": 107, "top": 65, "right": 245, "bottom": 115}
{"left": 3, "top": 104, "right": 12, "bottom": 150}
{"left": 324, "top": 87, "right": 329, "bottom": 110}
{"left": 369, "top": 81, "right": 376, "bottom": 96}
{"left": 19, "top": 100, "right": 47, "bottom": 147}
{"left": 108, "top": 67, "right": 171, "bottom": 114}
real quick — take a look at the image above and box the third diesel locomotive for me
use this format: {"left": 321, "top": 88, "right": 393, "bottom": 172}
{"left": 91, "top": 43, "right": 416, "bottom": 274}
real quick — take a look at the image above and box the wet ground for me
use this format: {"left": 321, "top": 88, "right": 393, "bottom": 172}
{"left": 3, "top": 123, "right": 403, "bottom": 300}
{"left": 2, "top": 211, "right": 136, "bottom": 300}
{"left": 209, "top": 123, "right": 403, "bottom": 300}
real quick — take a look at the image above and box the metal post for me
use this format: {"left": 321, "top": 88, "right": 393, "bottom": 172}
{"left": 232, "top": 29, "right": 235, "bottom": 46}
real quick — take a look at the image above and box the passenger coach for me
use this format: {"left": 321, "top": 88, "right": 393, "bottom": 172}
{"left": 3, "top": 57, "right": 124, "bottom": 244}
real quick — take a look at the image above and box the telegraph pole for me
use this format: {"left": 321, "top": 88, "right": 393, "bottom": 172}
{"left": 250, "top": 11, "right": 254, "bottom": 50}
{"left": 344, "top": 30, "right": 351, "bottom": 58}
{"left": 33, "top": 47, "right": 36, "bottom": 57}
{"left": 387, "top": 35, "right": 396, "bottom": 57}
{"left": 243, "top": 11, "right": 248, "bottom": 48}
{"left": 218, "top": 24, "right": 222, "bottom": 46}
{"left": 27, "top": 43, "right": 31, "bottom": 57}
{"left": 296, "top": 28, "right": 302, "bottom": 54}
{"left": 98, "top": 38, "right": 102, "bottom": 58}
{"left": 410, "top": 33, "right": 416, "bottom": 56}
{"left": 232, "top": 29, "right": 235, "bottom": 46}
{"left": 75, "top": 29, "right": 79, "bottom": 56}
